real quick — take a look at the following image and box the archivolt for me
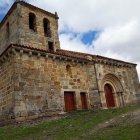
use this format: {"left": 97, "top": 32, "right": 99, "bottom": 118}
{"left": 101, "top": 73, "right": 123, "bottom": 93}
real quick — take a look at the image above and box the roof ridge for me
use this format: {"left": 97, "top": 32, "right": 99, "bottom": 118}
{"left": 57, "top": 49, "right": 94, "bottom": 56}
{"left": 56, "top": 49, "right": 136, "bottom": 65}
{"left": 18, "top": 1, "right": 57, "bottom": 17}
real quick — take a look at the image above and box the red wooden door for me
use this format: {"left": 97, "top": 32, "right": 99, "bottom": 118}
{"left": 80, "top": 92, "right": 88, "bottom": 110}
{"left": 104, "top": 84, "right": 115, "bottom": 107}
{"left": 64, "top": 92, "right": 76, "bottom": 112}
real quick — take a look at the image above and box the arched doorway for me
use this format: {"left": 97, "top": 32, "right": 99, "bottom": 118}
{"left": 100, "top": 73, "right": 124, "bottom": 108}
{"left": 104, "top": 84, "right": 115, "bottom": 107}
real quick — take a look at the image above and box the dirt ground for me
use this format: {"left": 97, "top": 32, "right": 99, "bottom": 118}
{"left": 89, "top": 108, "right": 140, "bottom": 134}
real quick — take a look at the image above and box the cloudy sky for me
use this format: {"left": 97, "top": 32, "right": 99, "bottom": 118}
{"left": 0, "top": 0, "right": 140, "bottom": 79}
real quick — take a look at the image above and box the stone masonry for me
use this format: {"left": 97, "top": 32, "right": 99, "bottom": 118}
{"left": 0, "top": 1, "right": 140, "bottom": 123}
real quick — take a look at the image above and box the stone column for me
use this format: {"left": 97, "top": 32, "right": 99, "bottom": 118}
{"left": 100, "top": 91, "right": 107, "bottom": 108}
{"left": 75, "top": 90, "right": 81, "bottom": 110}
{"left": 116, "top": 92, "right": 121, "bottom": 107}
{"left": 120, "top": 92, "right": 125, "bottom": 106}
{"left": 113, "top": 92, "right": 119, "bottom": 107}
{"left": 116, "top": 92, "right": 125, "bottom": 107}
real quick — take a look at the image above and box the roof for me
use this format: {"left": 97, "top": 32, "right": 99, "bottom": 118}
{"left": 0, "top": 1, "right": 58, "bottom": 29}
{"left": 0, "top": 44, "right": 137, "bottom": 66}
{"left": 57, "top": 49, "right": 136, "bottom": 66}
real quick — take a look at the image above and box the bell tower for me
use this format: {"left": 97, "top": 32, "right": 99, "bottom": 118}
{"left": 0, "top": 1, "right": 60, "bottom": 55}
{"left": 16, "top": 1, "right": 60, "bottom": 51}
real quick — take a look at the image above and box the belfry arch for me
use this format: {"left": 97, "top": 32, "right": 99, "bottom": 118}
{"left": 99, "top": 73, "right": 124, "bottom": 108}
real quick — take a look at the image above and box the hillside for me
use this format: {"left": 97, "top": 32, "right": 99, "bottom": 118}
{"left": 0, "top": 104, "right": 140, "bottom": 140}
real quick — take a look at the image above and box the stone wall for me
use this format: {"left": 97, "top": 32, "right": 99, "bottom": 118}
{"left": 17, "top": 3, "right": 60, "bottom": 51}
{"left": 0, "top": 56, "right": 15, "bottom": 122}
{"left": 95, "top": 62, "right": 139, "bottom": 107}
{"left": 0, "top": 2, "right": 60, "bottom": 56}
{"left": 0, "top": 5, "right": 19, "bottom": 54}
{"left": 0, "top": 1, "right": 139, "bottom": 123}
{"left": 12, "top": 51, "right": 98, "bottom": 120}
{"left": 0, "top": 46, "right": 139, "bottom": 122}
{"left": 136, "top": 84, "right": 140, "bottom": 102}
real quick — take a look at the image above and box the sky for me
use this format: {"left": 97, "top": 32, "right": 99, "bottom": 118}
{"left": 0, "top": 0, "right": 140, "bottom": 80}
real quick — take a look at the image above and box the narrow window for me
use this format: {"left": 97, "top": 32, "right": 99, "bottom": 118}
{"left": 48, "top": 41, "right": 54, "bottom": 51}
{"left": 43, "top": 18, "right": 51, "bottom": 37}
{"left": 29, "top": 13, "right": 36, "bottom": 31}
{"left": 6, "top": 22, "right": 10, "bottom": 38}
{"left": 66, "top": 65, "right": 72, "bottom": 75}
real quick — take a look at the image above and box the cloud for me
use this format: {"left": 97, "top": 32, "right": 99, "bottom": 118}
{"left": 0, "top": 0, "right": 13, "bottom": 14}
{"left": 28, "top": 0, "right": 140, "bottom": 32}
{"left": 29, "top": 0, "right": 140, "bottom": 79}
{"left": 60, "top": 33, "right": 94, "bottom": 54}
{"left": 0, "top": 0, "right": 140, "bottom": 79}
{"left": 59, "top": 17, "right": 140, "bottom": 79}
{"left": 93, "top": 19, "right": 140, "bottom": 77}
{"left": 93, "top": 19, "right": 140, "bottom": 59}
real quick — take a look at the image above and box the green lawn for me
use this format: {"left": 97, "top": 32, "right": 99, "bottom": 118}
{"left": 0, "top": 104, "right": 139, "bottom": 140}
{"left": 90, "top": 125, "right": 140, "bottom": 140}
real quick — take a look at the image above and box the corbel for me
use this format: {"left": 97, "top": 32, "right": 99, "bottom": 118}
{"left": 46, "top": 54, "right": 48, "bottom": 58}
{"left": 53, "top": 56, "right": 56, "bottom": 60}
{"left": 37, "top": 53, "right": 41, "bottom": 58}
{"left": 20, "top": 49, "right": 24, "bottom": 56}
{"left": 59, "top": 57, "right": 62, "bottom": 60}
{"left": 29, "top": 51, "right": 32, "bottom": 57}
{"left": 12, "top": 48, "right": 16, "bottom": 55}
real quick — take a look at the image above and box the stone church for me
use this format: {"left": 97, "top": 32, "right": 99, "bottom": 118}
{"left": 0, "top": 1, "right": 140, "bottom": 122}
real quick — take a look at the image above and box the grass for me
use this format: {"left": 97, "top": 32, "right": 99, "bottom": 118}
{"left": 90, "top": 125, "right": 140, "bottom": 140}
{"left": 0, "top": 104, "right": 139, "bottom": 140}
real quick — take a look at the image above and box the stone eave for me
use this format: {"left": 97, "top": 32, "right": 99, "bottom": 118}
{"left": 0, "top": 1, "right": 58, "bottom": 29}
{"left": 94, "top": 55, "right": 136, "bottom": 68}
{"left": 57, "top": 49, "right": 136, "bottom": 67}
{"left": 0, "top": 44, "right": 89, "bottom": 64}
{"left": 0, "top": 44, "right": 137, "bottom": 68}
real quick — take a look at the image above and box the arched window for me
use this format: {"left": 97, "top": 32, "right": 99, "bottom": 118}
{"left": 6, "top": 22, "right": 10, "bottom": 38}
{"left": 29, "top": 13, "right": 36, "bottom": 31}
{"left": 43, "top": 18, "right": 51, "bottom": 37}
